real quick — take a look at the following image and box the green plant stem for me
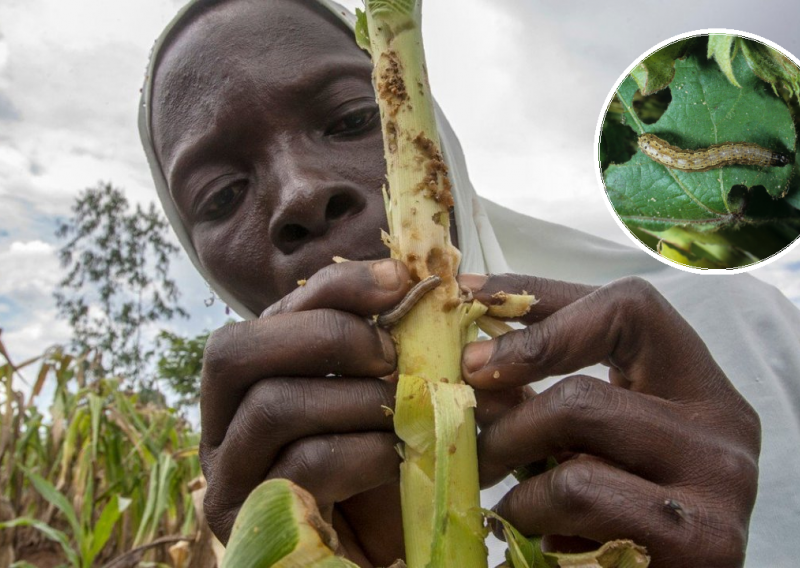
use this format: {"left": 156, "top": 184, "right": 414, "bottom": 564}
{"left": 360, "top": 2, "right": 487, "bottom": 566}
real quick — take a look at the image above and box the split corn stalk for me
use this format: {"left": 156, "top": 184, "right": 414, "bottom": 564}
{"left": 356, "top": 2, "right": 488, "bottom": 566}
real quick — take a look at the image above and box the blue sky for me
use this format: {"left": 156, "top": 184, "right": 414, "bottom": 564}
{"left": 2, "top": 0, "right": 800, "bottom": 370}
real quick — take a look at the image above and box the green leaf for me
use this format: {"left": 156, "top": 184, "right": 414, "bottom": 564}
{"left": 134, "top": 451, "right": 177, "bottom": 546}
{"left": 606, "top": 42, "right": 797, "bottom": 233}
{"left": 482, "top": 509, "right": 650, "bottom": 568}
{"left": 354, "top": 8, "right": 371, "bottom": 53}
{"left": 428, "top": 380, "right": 479, "bottom": 566}
{"left": 482, "top": 509, "right": 548, "bottom": 568}
{"left": 88, "top": 392, "right": 102, "bottom": 461}
{"left": 78, "top": 470, "right": 94, "bottom": 561}
{"left": 786, "top": 185, "right": 800, "bottom": 210}
{"left": 87, "top": 494, "right": 132, "bottom": 564}
{"left": 707, "top": 34, "right": 741, "bottom": 88}
{"left": 21, "top": 467, "right": 81, "bottom": 540}
{"left": 0, "top": 518, "right": 80, "bottom": 567}
{"left": 739, "top": 38, "right": 800, "bottom": 99}
{"left": 222, "top": 479, "right": 359, "bottom": 568}
{"left": 642, "top": 226, "right": 758, "bottom": 269}
{"left": 366, "top": 0, "right": 416, "bottom": 17}
{"left": 631, "top": 38, "right": 693, "bottom": 95}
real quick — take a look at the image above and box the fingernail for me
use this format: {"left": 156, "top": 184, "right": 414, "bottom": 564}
{"left": 457, "top": 273, "right": 488, "bottom": 291}
{"left": 372, "top": 259, "right": 404, "bottom": 291}
{"left": 463, "top": 340, "right": 493, "bottom": 373}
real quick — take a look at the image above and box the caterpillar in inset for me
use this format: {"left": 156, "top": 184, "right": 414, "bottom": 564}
{"left": 638, "top": 133, "right": 791, "bottom": 172}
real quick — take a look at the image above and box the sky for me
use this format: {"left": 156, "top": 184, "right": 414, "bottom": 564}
{"left": 2, "top": 0, "right": 800, "bottom": 372}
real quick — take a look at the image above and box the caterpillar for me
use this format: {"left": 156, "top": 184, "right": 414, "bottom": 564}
{"left": 638, "top": 133, "right": 790, "bottom": 172}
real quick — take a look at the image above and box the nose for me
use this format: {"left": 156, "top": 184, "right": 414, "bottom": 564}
{"left": 268, "top": 146, "right": 366, "bottom": 255}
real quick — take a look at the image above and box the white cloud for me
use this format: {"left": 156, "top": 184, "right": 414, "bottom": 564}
{"left": 2, "top": 307, "right": 72, "bottom": 364}
{"left": 0, "top": 237, "right": 72, "bottom": 366}
{"left": 0, "top": 239, "right": 62, "bottom": 301}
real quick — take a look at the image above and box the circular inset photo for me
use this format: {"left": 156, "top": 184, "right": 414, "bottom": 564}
{"left": 598, "top": 31, "right": 800, "bottom": 272}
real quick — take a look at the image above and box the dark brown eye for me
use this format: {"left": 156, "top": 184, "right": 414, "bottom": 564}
{"left": 326, "top": 107, "right": 378, "bottom": 136}
{"left": 204, "top": 181, "right": 247, "bottom": 220}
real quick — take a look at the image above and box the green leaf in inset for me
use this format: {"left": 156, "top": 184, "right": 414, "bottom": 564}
{"left": 739, "top": 38, "right": 800, "bottom": 99}
{"left": 707, "top": 34, "right": 741, "bottom": 88}
{"left": 605, "top": 43, "right": 797, "bottom": 232}
{"left": 786, "top": 186, "right": 800, "bottom": 210}
{"left": 644, "top": 227, "right": 757, "bottom": 269}
{"left": 631, "top": 39, "right": 693, "bottom": 95}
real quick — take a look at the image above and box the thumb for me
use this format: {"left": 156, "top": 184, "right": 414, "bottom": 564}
{"left": 458, "top": 273, "right": 597, "bottom": 324}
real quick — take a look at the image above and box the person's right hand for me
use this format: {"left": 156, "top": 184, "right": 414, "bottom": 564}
{"left": 199, "top": 259, "right": 412, "bottom": 567}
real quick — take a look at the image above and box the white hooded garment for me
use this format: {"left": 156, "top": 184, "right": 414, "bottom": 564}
{"left": 139, "top": 1, "right": 800, "bottom": 565}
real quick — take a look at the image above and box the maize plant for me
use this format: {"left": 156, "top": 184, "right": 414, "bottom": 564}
{"left": 0, "top": 336, "right": 214, "bottom": 567}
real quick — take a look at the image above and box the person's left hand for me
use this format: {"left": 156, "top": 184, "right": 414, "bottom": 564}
{"left": 459, "top": 273, "right": 761, "bottom": 568}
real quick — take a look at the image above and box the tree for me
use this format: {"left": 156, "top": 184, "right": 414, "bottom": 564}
{"left": 155, "top": 328, "right": 209, "bottom": 411}
{"left": 55, "top": 182, "right": 188, "bottom": 388}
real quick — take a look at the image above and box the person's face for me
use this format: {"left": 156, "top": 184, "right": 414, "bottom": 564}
{"left": 151, "top": 0, "right": 390, "bottom": 313}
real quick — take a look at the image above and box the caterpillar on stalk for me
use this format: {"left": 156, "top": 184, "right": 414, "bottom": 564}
{"left": 638, "top": 133, "right": 791, "bottom": 172}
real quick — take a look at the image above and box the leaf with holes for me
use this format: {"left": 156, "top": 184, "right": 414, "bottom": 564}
{"left": 605, "top": 41, "right": 799, "bottom": 232}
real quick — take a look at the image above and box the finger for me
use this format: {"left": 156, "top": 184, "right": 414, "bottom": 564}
{"left": 203, "top": 434, "right": 401, "bottom": 550}
{"left": 261, "top": 259, "right": 412, "bottom": 318}
{"left": 209, "top": 377, "right": 396, "bottom": 499}
{"left": 473, "top": 386, "right": 535, "bottom": 429}
{"left": 463, "top": 276, "right": 724, "bottom": 401}
{"left": 338, "top": 483, "right": 405, "bottom": 565}
{"left": 493, "top": 458, "right": 691, "bottom": 560}
{"left": 266, "top": 432, "right": 401, "bottom": 513}
{"left": 201, "top": 311, "right": 396, "bottom": 446}
{"left": 202, "top": 496, "right": 241, "bottom": 545}
{"left": 477, "top": 375, "right": 690, "bottom": 487}
{"left": 331, "top": 508, "right": 377, "bottom": 566}
{"left": 458, "top": 273, "right": 596, "bottom": 324}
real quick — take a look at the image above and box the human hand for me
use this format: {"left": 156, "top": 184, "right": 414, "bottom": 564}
{"left": 460, "top": 274, "right": 761, "bottom": 568}
{"left": 199, "top": 259, "right": 412, "bottom": 566}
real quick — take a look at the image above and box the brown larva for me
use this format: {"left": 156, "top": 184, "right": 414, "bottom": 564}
{"left": 638, "top": 133, "right": 790, "bottom": 172}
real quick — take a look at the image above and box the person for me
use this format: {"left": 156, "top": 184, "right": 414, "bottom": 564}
{"left": 138, "top": 1, "right": 800, "bottom": 566}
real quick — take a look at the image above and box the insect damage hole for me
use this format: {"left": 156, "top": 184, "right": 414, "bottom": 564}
{"left": 632, "top": 88, "right": 672, "bottom": 125}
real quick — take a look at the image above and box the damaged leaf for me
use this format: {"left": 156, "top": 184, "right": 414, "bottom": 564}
{"left": 605, "top": 42, "right": 797, "bottom": 233}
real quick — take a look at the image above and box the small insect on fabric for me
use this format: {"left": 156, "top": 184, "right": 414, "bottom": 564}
{"left": 638, "top": 133, "right": 791, "bottom": 172}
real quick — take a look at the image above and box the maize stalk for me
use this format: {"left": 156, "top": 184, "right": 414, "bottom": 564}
{"left": 356, "top": 2, "right": 488, "bottom": 566}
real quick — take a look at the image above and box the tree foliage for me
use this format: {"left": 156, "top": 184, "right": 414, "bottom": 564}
{"left": 54, "top": 182, "right": 188, "bottom": 388}
{"left": 156, "top": 329, "right": 209, "bottom": 411}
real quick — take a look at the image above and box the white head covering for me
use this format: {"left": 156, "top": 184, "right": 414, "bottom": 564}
{"left": 139, "top": 2, "right": 800, "bottom": 565}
